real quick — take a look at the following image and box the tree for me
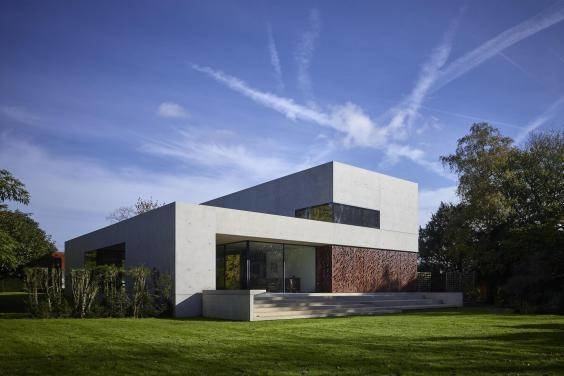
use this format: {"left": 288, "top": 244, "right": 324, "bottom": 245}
{"left": 0, "top": 169, "right": 30, "bottom": 209}
{"left": 419, "top": 202, "right": 473, "bottom": 273}
{"left": 503, "top": 131, "right": 564, "bottom": 226}
{"left": 423, "top": 124, "right": 564, "bottom": 311}
{"left": 0, "top": 169, "right": 55, "bottom": 277}
{"left": 0, "top": 210, "right": 56, "bottom": 276}
{"left": 441, "top": 123, "right": 515, "bottom": 226}
{"left": 107, "top": 197, "right": 162, "bottom": 223}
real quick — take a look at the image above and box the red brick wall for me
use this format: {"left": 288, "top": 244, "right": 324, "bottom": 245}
{"left": 315, "top": 245, "right": 417, "bottom": 292}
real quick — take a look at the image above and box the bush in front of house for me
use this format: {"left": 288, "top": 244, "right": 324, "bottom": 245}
{"left": 23, "top": 266, "right": 172, "bottom": 318}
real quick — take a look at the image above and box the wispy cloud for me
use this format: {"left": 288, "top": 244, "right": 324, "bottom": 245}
{"left": 515, "top": 96, "right": 564, "bottom": 144}
{"left": 0, "top": 135, "right": 248, "bottom": 247}
{"left": 157, "top": 102, "right": 189, "bottom": 118}
{"left": 192, "top": 64, "right": 330, "bottom": 125}
{"left": 433, "top": 3, "right": 564, "bottom": 91}
{"left": 143, "top": 129, "right": 299, "bottom": 180}
{"left": 385, "top": 3, "right": 564, "bottom": 136}
{"left": 267, "top": 24, "right": 284, "bottom": 91}
{"left": 295, "top": 9, "right": 321, "bottom": 100}
{"left": 191, "top": 64, "right": 452, "bottom": 178}
{"left": 0, "top": 106, "right": 40, "bottom": 125}
{"left": 384, "top": 20, "right": 457, "bottom": 136}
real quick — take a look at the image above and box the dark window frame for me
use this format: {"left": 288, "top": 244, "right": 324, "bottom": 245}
{"left": 295, "top": 202, "right": 380, "bottom": 229}
{"left": 216, "top": 240, "right": 315, "bottom": 292}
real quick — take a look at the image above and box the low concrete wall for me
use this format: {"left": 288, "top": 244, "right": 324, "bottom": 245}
{"left": 423, "top": 292, "right": 463, "bottom": 307}
{"left": 202, "top": 290, "right": 266, "bottom": 321}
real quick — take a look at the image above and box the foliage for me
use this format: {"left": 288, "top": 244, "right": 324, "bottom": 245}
{"left": 23, "top": 267, "right": 47, "bottom": 317}
{"left": 95, "top": 265, "right": 129, "bottom": 317}
{"left": 130, "top": 266, "right": 151, "bottom": 318}
{"left": 441, "top": 123, "right": 514, "bottom": 225}
{"left": 24, "top": 265, "right": 172, "bottom": 318}
{"left": 0, "top": 169, "right": 30, "bottom": 209}
{"left": 421, "top": 124, "right": 564, "bottom": 312}
{"left": 45, "top": 268, "right": 67, "bottom": 316}
{"left": 150, "top": 269, "right": 173, "bottom": 316}
{"left": 71, "top": 269, "right": 99, "bottom": 318}
{"left": 2, "top": 308, "right": 564, "bottom": 375}
{"left": 106, "top": 197, "right": 162, "bottom": 223}
{"left": 0, "top": 228, "right": 18, "bottom": 273}
{"left": 0, "top": 210, "right": 56, "bottom": 277}
{"left": 419, "top": 202, "right": 473, "bottom": 273}
{"left": 0, "top": 170, "right": 55, "bottom": 278}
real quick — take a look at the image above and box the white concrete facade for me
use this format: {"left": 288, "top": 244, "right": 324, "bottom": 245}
{"left": 65, "top": 162, "right": 419, "bottom": 317}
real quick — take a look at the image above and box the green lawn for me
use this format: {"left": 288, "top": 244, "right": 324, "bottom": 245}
{"left": 1, "top": 307, "right": 563, "bottom": 375}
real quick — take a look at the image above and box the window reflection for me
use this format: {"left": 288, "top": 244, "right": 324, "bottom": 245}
{"left": 295, "top": 202, "right": 380, "bottom": 229}
{"left": 216, "top": 241, "right": 316, "bottom": 293}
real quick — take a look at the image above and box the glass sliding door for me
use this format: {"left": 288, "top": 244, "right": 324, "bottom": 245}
{"left": 216, "top": 240, "right": 318, "bottom": 293}
{"left": 248, "top": 242, "right": 283, "bottom": 292}
{"left": 224, "top": 242, "right": 246, "bottom": 289}
{"left": 284, "top": 245, "right": 316, "bottom": 292}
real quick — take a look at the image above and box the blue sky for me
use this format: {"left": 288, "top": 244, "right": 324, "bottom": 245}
{"left": 1, "top": 1, "right": 564, "bottom": 248}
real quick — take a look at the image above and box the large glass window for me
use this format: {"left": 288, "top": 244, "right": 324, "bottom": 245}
{"left": 284, "top": 245, "right": 316, "bottom": 292}
{"left": 248, "top": 242, "right": 283, "bottom": 292}
{"left": 84, "top": 243, "right": 125, "bottom": 267}
{"left": 216, "top": 241, "right": 316, "bottom": 293}
{"left": 224, "top": 242, "right": 246, "bottom": 289}
{"left": 295, "top": 202, "right": 380, "bottom": 229}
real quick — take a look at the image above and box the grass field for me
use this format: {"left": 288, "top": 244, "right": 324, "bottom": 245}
{"left": 1, "top": 306, "right": 563, "bottom": 375}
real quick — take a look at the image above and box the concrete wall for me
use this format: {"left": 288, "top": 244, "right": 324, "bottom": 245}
{"left": 202, "top": 290, "right": 265, "bottom": 321}
{"left": 203, "top": 161, "right": 418, "bottom": 245}
{"left": 64, "top": 203, "right": 176, "bottom": 290}
{"left": 202, "top": 162, "right": 333, "bottom": 216}
{"left": 333, "top": 162, "right": 418, "bottom": 235}
{"left": 422, "top": 292, "right": 463, "bottom": 307}
{"left": 174, "top": 204, "right": 217, "bottom": 317}
{"left": 175, "top": 203, "right": 418, "bottom": 316}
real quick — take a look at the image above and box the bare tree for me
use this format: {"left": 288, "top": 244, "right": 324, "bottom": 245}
{"left": 107, "top": 197, "right": 162, "bottom": 223}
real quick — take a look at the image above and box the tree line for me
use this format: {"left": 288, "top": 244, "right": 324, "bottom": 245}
{"left": 420, "top": 123, "right": 563, "bottom": 313}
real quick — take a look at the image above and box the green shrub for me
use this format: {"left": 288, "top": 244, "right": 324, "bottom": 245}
{"left": 23, "top": 265, "right": 172, "bottom": 319}
{"left": 129, "top": 266, "right": 151, "bottom": 318}
{"left": 71, "top": 268, "right": 99, "bottom": 318}
{"left": 95, "top": 265, "right": 129, "bottom": 317}
{"left": 23, "top": 267, "right": 48, "bottom": 317}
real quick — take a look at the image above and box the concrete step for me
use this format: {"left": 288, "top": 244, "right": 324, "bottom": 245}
{"left": 254, "top": 294, "right": 429, "bottom": 303}
{"left": 254, "top": 307, "right": 401, "bottom": 321}
{"left": 254, "top": 303, "right": 450, "bottom": 314}
{"left": 254, "top": 299, "right": 440, "bottom": 309}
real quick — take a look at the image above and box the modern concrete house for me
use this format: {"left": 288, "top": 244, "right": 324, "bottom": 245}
{"left": 65, "top": 161, "right": 461, "bottom": 320}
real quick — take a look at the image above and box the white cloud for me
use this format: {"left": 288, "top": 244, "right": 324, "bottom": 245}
{"left": 0, "top": 106, "right": 40, "bottom": 125}
{"left": 384, "top": 21, "right": 456, "bottom": 134}
{"left": 0, "top": 136, "right": 248, "bottom": 248}
{"left": 515, "top": 96, "right": 564, "bottom": 144}
{"left": 433, "top": 3, "right": 564, "bottom": 92}
{"left": 157, "top": 102, "right": 189, "bottom": 118}
{"left": 378, "top": 3, "right": 564, "bottom": 143}
{"left": 192, "top": 64, "right": 447, "bottom": 178}
{"left": 267, "top": 24, "right": 284, "bottom": 91}
{"left": 419, "top": 185, "right": 458, "bottom": 227}
{"left": 143, "top": 130, "right": 298, "bottom": 181}
{"left": 0, "top": 125, "right": 336, "bottom": 248}
{"left": 192, "top": 64, "right": 331, "bottom": 125}
{"left": 295, "top": 9, "right": 321, "bottom": 100}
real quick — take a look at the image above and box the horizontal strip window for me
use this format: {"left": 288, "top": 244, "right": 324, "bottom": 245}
{"left": 295, "top": 202, "right": 380, "bottom": 229}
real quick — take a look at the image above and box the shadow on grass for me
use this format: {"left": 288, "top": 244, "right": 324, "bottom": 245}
{"left": 1, "top": 312, "right": 563, "bottom": 375}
